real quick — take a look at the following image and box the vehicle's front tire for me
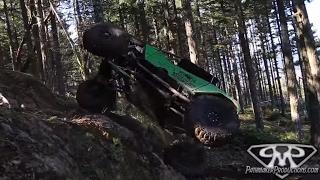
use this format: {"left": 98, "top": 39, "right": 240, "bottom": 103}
{"left": 184, "top": 95, "right": 239, "bottom": 146}
{"left": 83, "top": 23, "right": 131, "bottom": 58}
{"left": 76, "top": 79, "right": 116, "bottom": 113}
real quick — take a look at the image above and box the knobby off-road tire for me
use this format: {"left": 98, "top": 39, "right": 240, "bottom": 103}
{"left": 83, "top": 23, "right": 131, "bottom": 58}
{"left": 185, "top": 95, "right": 240, "bottom": 146}
{"left": 76, "top": 79, "right": 116, "bottom": 113}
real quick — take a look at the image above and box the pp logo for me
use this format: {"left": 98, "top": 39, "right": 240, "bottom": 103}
{"left": 247, "top": 144, "right": 317, "bottom": 179}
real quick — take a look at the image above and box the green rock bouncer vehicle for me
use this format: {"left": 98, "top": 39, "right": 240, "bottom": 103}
{"left": 76, "top": 23, "right": 240, "bottom": 146}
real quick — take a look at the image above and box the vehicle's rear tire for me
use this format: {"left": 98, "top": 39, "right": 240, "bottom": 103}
{"left": 83, "top": 23, "right": 131, "bottom": 58}
{"left": 76, "top": 79, "right": 116, "bottom": 113}
{"left": 184, "top": 95, "right": 239, "bottom": 145}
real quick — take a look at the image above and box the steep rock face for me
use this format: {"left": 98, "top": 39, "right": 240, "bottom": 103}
{"left": 0, "top": 70, "right": 68, "bottom": 112}
{"left": 0, "top": 70, "right": 184, "bottom": 180}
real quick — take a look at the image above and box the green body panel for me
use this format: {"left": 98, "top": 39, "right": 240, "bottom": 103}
{"left": 144, "top": 44, "right": 240, "bottom": 111}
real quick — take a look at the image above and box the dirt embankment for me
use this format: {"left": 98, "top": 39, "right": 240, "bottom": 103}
{"left": 0, "top": 70, "right": 184, "bottom": 180}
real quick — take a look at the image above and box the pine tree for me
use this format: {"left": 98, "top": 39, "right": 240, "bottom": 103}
{"left": 292, "top": 0, "right": 320, "bottom": 147}
{"left": 276, "top": 0, "right": 302, "bottom": 138}
{"left": 235, "top": 0, "right": 263, "bottom": 130}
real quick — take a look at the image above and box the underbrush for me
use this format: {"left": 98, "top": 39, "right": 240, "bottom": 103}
{"left": 240, "top": 107, "right": 311, "bottom": 144}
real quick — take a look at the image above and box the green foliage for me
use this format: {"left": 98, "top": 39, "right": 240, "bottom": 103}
{"left": 240, "top": 108, "right": 310, "bottom": 144}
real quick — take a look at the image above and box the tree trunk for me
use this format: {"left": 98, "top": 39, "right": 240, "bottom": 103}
{"left": 232, "top": 58, "right": 244, "bottom": 113}
{"left": 292, "top": 0, "right": 320, "bottom": 147}
{"left": 228, "top": 44, "right": 239, "bottom": 101}
{"left": 50, "top": 12, "right": 65, "bottom": 95}
{"left": 9, "top": 0, "right": 19, "bottom": 54}
{"left": 194, "top": 0, "right": 208, "bottom": 68}
{"left": 276, "top": 0, "right": 302, "bottom": 139}
{"left": 137, "top": 0, "right": 149, "bottom": 42}
{"left": 152, "top": 8, "right": 161, "bottom": 48}
{"left": 3, "top": 0, "right": 16, "bottom": 70}
{"left": 30, "top": 0, "right": 45, "bottom": 80}
{"left": 163, "top": 0, "right": 174, "bottom": 53}
{"left": 212, "top": 29, "right": 226, "bottom": 91}
{"left": 254, "top": 15, "right": 274, "bottom": 104}
{"left": 235, "top": 0, "right": 263, "bottom": 130}
{"left": 19, "top": 0, "right": 38, "bottom": 77}
{"left": 172, "top": 0, "right": 183, "bottom": 55}
{"left": 266, "top": 40, "right": 278, "bottom": 103}
{"left": 182, "top": 0, "right": 199, "bottom": 64}
{"left": 118, "top": 5, "right": 125, "bottom": 28}
{"left": 238, "top": 50, "right": 250, "bottom": 106}
{"left": 133, "top": 10, "right": 140, "bottom": 38}
{"left": 255, "top": 55, "right": 265, "bottom": 101}
{"left": 259, "top": 31, "right": 275, "bottom": 107}
{"left": 36, "top": 0, "right": 49, "bottom": 83}
{"left": 248, "top": 21, "right": 264, "bottom": 101}
{"left": 50, "top": 1, "right": 86, "bottom": 80}
{"left": 267, "top": 11, "right": 285, "bottom": 115}
{"left": 73, "top": 0, "right": 90, "bottom": 78}
{"left": 222, "top": 51, "right": 230, "bottom": 93}
{"left": 92, "top": 0, "right": 104, "bottom": 22}
{"left": 0, "top": 44, "right": 4, "bottom": 65}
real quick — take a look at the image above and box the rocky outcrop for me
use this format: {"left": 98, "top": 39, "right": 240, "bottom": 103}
{"left": 0, "top": 70, "right": 184, "bottom": 180}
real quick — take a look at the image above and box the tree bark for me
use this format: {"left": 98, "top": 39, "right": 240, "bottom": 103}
{"left": 92, "top": 0, "right": 104, "bottom": 23}
{"left": 248, "top": 21, "right": 264, "bottom": 101}
{"left": 133, "top": 10, "right": 140, "bottom": 38}
{"left": 36, "top": 0, "right": 49, "bottom": 82}
{"left": 9, "top": 0, "right": 19, "bottom": 54}
{"left": 194, "top": 0, "right": 208, "bottom": 68}
{"left": 163, "top": 0, "right": 174, "bottom": 53}
{"left": 276, "top": 0, "right": 302, "bottom": 139}
{"left": 232, "top": 57, "right": 244, "bottom": 113}
{"left": 118, "top": 5, "right": 125, "bottom": 28}
{"left": 292, "top": 0, "right": 320, "bottom": 147}
{"left": 19, "top": 0, "right": 39, "bottom": 77}
{"left": 152, "top": 8, "right": 161, "bottom": 48}
{"left": 137, "top": 0, "right": 149, "bottom": 42}
{"left": 259, "top": 30, "right": 275, "bottom": 107}
{"left": 266, "top": 11, "right": 285, "bottom": 115}
{"left": 212, "top": 28, "right": 226, "bottom": 91}
{"left": 172, "top": 0, "right": 183, "bottom": 55}
{"left": 255, "top": 55, "right": 265, "bottom": 101}
{"left": 228, "top": 44, "right": 239, "bottom": 101}
{"left": 50, "top": 1, "right": 86, "bottom": 80}
{"left": 50, "top": 12, "right": 65, "bottom": 95}
{"left": 238, "top": 49, "right": 250, "bottom": 106}
{"left": 0, "top": 44, "right": 4, "bottom": 65}
{"left": 182, "top": 0, "right": 199, "bottom": 64}
{"left": 222, "top": 51, "right": 230, "bottom": 93}
{"left": 235, "top": 0, "right": 263, "bottom": 130}
{"left": 73, "top": 0, "right": 90, "bottom": 78}
{"left": 3, "top": 0, "right": 16, "bottom": 70}
{"left": 30, "top": 0, "right": 45, "bottom": 79}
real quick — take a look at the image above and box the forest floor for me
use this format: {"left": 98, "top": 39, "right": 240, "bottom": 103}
{"left": 0, "top": 70, "right": 319, "bottom": 180}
